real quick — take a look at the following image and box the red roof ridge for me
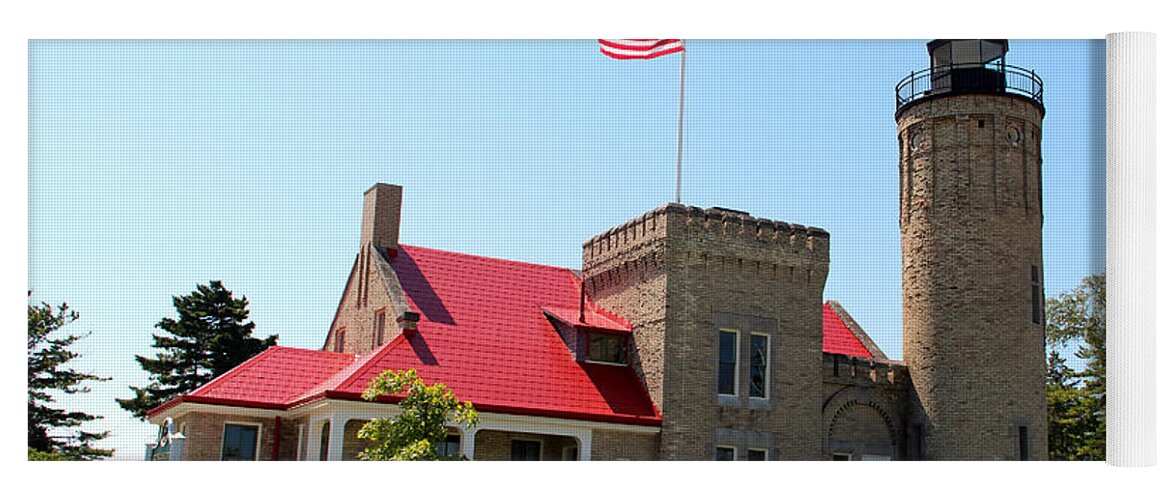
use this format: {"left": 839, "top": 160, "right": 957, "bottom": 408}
{"left": 397, "top": 243, "right": 577, "bottom": 274}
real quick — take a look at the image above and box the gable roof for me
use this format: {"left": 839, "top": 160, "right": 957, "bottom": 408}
{"left": 821, "top": 302, "right": 877, "bottom": 358}
{"left": 147, "top": 346, "right": 355, "bottom": 416}
{"left": 149, "top": 245, "right": 884, "bottom": 423}
{"left": 326, "top": 245, "right": 661, "bottom": 426}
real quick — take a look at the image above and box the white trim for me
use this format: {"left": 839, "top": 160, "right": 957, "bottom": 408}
{"left": 582, "top": 359, "right": 628, "bottom": 367}
{"left": 715, "top": 445, "right": 736, "bottom": 461}
{"left": 219, "top": 421, "right": 262, "bottom": 461}
{"left": 150, "top": 402, "right": 284, "bottom": 423}
{"left": 747, "top": 447, "right": 769, "bottom": 461}
{"left": 749, "top": 332, "right": 770, "bottom": 400}
{"left": 717, "top": 328, "right": 740, "bottom": 396}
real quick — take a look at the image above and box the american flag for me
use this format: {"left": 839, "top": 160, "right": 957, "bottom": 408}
{"left": 598, "top": 39, "right": 684, "bottom": 60}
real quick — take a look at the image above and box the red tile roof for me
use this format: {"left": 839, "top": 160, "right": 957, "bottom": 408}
{"left": 328, "top": 245, "right": 661, "bottom": 426}
{"left": 149, "top": 245, "right": 879, "bottom": 422}
{"left": 147, "top": 346, "right": 354, "bottom": 416}
{"left": 822, "top": 303, "right": 874, "bottom": 358}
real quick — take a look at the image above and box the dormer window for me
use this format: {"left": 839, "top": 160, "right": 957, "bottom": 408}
{"left": 586, "top": 332, "right": 628, "bottom": 365}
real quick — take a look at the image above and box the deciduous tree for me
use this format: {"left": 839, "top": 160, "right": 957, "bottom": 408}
{"left": 358, "top": 369, "right": 478, "bottom": 461}
{"left": 1045, "top": 273, "right": 1106, "bottom": 460}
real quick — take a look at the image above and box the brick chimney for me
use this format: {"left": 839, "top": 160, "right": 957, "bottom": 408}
{"left": 360, "top": 183, "right": 402, "bottom": 251}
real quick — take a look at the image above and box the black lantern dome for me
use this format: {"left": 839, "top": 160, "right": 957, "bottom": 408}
{"left": 896, "top": 39, "right": 1042, "bottom": 114}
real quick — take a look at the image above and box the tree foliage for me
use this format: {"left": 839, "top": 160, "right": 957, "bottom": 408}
{"left": 358, "top": 369, "right": 478, "bottom": 461}
{"left": 28, "top": 299, "right": 112, "bottom": 460}
{"left": 117, "top": 280, "right": 277, "bottom": 419}
{"left": 1045, "top": 273, "right": 1105, "bottom": 460}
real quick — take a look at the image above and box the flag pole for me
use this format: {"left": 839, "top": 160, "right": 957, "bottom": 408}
{"left": 674, "top": 40, "right": 686, "bottom": 204}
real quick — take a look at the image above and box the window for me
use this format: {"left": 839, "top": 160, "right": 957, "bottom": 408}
{"left": 437, "top": 434, "right": 461, "bottom": 459}
{"left": 374, "top": 310, "right": 386, "bottom": 347}
{"left": 587, "top": 333, "right": 628, "bottom": 364}
{"left": 718, "top": 330, "right": 739, "bottom": 396}
{"left": 334, "top": 328, "right": 346, "bottom": 353}
{"left": 1030, "top": 265, "right": 1042, "bottom": 325}
{"left": 749, "top": 333, "right": 769, "bottom": 399}
{"left": 511, "top": 440, "right": 541, "bottom": 461}
{"left": 747, "top": 449, "right": 768, "bottom": 461}
{"left": 832, "top": 453, "right": 851, "bottom": 461}
{"left": 861, "top": 454, "right": 892, "bottom": 461}
{"left": 221, "top": 423, "right": 259, "bottom": 461}
{"left": 318, "top": 422, "right": 330, "bottom": 461}
{"left": 562, "top": 446, "right": 579, "bottom": 461}
{"left": 715, "top": 446, "right": 736, "bottom": 461}
{"left": 1019, "top": 426, "right": 1029, "bottom": 461}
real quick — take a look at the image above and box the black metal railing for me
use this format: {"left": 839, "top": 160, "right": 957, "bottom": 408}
{"left": 895, "top": 63, "right": 1043, "bottom": 112}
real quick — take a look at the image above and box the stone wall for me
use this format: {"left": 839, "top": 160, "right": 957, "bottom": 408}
{"left": 584, "top": 204, "right": 830, "bottom": 460}
{"left": 897, "top": 93, "right": 1048, "bottom": 460}
{"left": 821, "top": 354, "right": 911, "bottom": 460}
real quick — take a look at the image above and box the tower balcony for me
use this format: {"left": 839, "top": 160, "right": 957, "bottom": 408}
{"left": 895, "top": 64, "right": 1044, "bottom": 114}
{"left": 895, "top": 39, "right": 1043, "bottom": 116}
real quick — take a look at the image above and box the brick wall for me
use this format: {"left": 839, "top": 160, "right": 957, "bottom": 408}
{"left": 584, "top": 205, "right": 830, "bottom": 460}
{"left": 897, "top": 93, "right": 1048, "bottom": 460}
{"left": 171, "top": 412, "right": 299, "bottom": 461}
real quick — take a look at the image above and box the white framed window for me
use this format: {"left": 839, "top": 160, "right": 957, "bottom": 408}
{"left": 562, "top": 446, "right": 579, "bottom": 461}
{"left": 715, "top": 446, "right": 736, "bottom": 461}
{"left": 220, "top": 422, "right": 261, "bottom": 461}
{"left": 747, "top": 448, "right": 768, "bottom": 461}
{"left": 718, "top": 329, "right": 740, "bottom": 396}
{"left": 749, "top": 333, "right": 770, "bottom": 399}
{"left": 861, "top": 454, "right": 892, "bottom": 461}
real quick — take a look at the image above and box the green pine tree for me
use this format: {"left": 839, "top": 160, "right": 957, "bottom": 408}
{"left": 117, "top": 281, "right": 277, "bottom": 419}
{"left": 28, "top": 298, "right": 113, "bottom": 460}
{"left": 1045, "top": 273, "right": 1106, "bottom": 460}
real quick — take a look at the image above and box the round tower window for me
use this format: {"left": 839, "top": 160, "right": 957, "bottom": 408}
{"left": 909, "top": 132, "right": 925, "bottom": 151}
{"left": 1006, "top": 125, "right": 1022, "bottom": 145}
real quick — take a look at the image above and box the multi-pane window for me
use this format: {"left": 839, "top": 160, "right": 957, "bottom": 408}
{"left": 374, "top": 310, "right": 386, "bottom": 347}
{"left": 718, "top": 330, "right": 739, "bottom": 396}
{"left": 437, "top": 434, "right": 461, "bottom": 459}
{"left": 715, "top": 446, "right": 736, "bottom": 461}
{"left": 511, "top": 440, "right": 541, "bottom": 461}
{"left": 587, "top": 333, "right": 628, "bottom": 364}
{"left": 1031, "top": 265, "right": 1042, "bottom": 325}
{"left": 221, "top": 423, "right": 259, "bottom": 461}
{"left": 749, "top": 333, "right": 769, "bottom": 399}
{"left": 747, "top": 449, "right": 768, "bottom": 461}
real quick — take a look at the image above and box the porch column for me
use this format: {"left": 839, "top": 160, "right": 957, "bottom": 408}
{"left": 327, "top": 416, "right": 349, "bottom": 461}
{"left": 305, "top": 417, "right": 326, "bottom": 461}
{"left": 576, "top": 429, "right": 593, "bottom": 462}
{"left": 460, "top": 427, "right": 478, "bottom": 460}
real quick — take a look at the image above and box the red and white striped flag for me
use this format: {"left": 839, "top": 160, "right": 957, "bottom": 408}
{"left": 598, "top": 39, "right": 684, "bottom": 60}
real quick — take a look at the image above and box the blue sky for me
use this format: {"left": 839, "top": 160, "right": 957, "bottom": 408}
{"left": 28, "top": 39, "right": 1104, "bottom": 459}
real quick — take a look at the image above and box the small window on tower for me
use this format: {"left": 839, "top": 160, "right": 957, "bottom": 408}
{"left": 1031, "top": 265, "right": 1042, "bottom": 325}
{"left": 334, "top": 328, "right": 346, "bottom": 353}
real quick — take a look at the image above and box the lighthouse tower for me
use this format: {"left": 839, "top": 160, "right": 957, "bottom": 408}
{"left": 895, "top": 40, "right": 1048, "bottom": 460}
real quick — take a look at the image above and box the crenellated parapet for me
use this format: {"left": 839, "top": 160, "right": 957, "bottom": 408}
{"left": 822, "top": 353, "right": 909, "bottom": 388}
{"left": 581, "top": 203, "right": 830, "bottom": 294}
